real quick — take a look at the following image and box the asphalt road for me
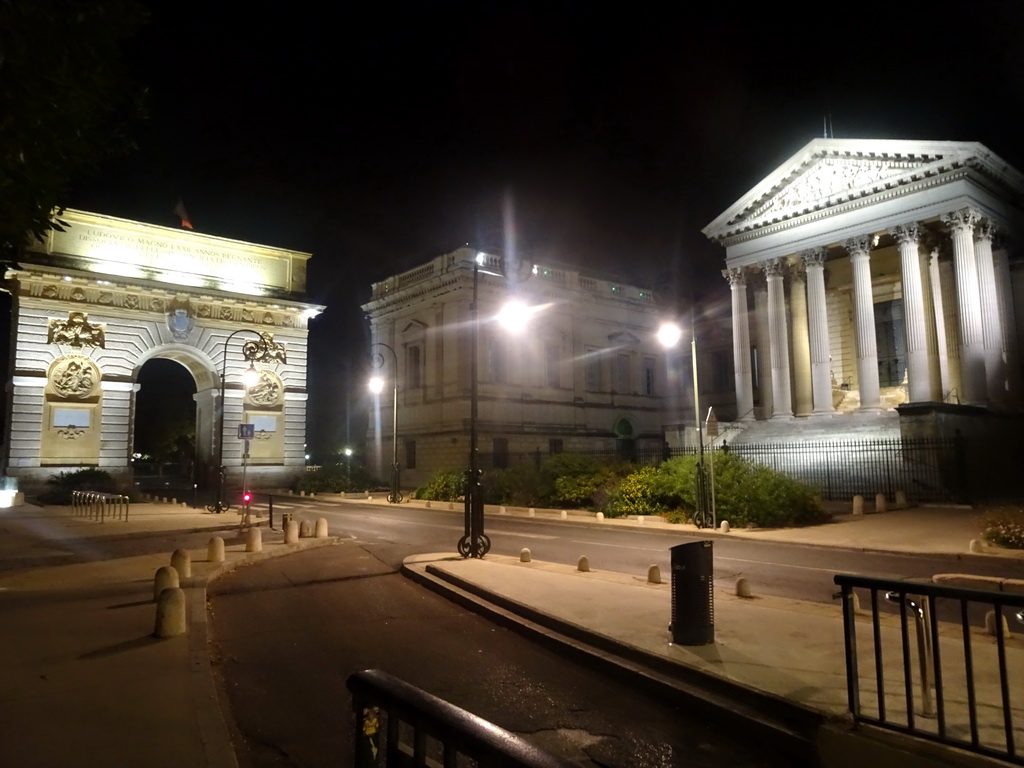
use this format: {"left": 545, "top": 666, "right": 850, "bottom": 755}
{"left": 208, "top": 541, "right": 800, "bottom": 768}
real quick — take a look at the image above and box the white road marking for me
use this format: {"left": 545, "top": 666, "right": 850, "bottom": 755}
{"left": 705, "top": 556, "right": 835, "bottom": 574}
{"left": 568, "top": 539, "right": 662, "bottom": 552}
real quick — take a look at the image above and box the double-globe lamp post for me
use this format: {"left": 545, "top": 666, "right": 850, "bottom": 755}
{"left": 459, "top": 252, "right": 533, "bottom": 558}
{"left": 208, "top": 329, "right": 262, "bottom": 513}
{"left": 368, "top": 343, "right": 402, "bottom": 503}
{"left": 657, "top": 321, "right": 712, "bottom": 529}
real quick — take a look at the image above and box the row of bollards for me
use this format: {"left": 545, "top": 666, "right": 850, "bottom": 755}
{"left": 851, "top": 490, "right": 909, "bottom": 515}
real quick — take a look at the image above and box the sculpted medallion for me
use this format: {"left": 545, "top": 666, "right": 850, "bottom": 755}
{"left": 48, "top": 312, "right": 106, "bottom": 349}
{"left": 49, "top": 356, "right": 101, "bottom": 399}
{"left": 247, "top": 370, "right": 283, "bottom": 406}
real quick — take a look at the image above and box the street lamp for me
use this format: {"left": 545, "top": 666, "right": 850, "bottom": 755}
{"left": 458, "top": 252, "right": 534, "bottom": 559}
{"left": 658, "top": 321, "right": 713, "bottom": 529}
{"left": 208, "top": 328, "right": 263, "bottom": 513}
{"left": 369, "top": 342, "right": 402, "bottom": 503}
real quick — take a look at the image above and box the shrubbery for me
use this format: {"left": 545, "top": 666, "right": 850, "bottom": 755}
{"left": 603, "top": 465, "right": 664, "bottom": 518}
{"left": 41, "top": 468, "right": 118, "bottom": 504}
{"left": 295, "top": 463, "right": 377, "bottom": 494}
{"left": 414, "top": 469, "right": 465, "bottom": 501}
{"left": 982, "top": 508, "right": 1024, "bottom": 549}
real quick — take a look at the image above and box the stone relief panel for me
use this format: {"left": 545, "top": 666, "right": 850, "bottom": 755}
{"left": 246, "top": 370, "right": 284, "bottom": 407}
{"left": 48, "top": 355, "right": 101, "bottom": 399}
{"left": 48, "top": 312, "right": 106, "bottom": 349}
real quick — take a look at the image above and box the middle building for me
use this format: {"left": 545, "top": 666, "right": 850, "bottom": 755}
{"left": 361, "top": 247, "right": 676, "bottom": 487}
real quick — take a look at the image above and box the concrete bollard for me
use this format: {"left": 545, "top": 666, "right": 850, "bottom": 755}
{"left": 985, "top": 611, "right": 1012, "bottom": 639}
{"left": 895, "top": 490, "right": 908, "bottom": 509}
{"left": 647, "top": 564, "right": 661, "bottom": 584}
{"left": 852, "top": 495, "right": 864, "bottom": 515}
{"left": 970, "top": 539, "right": 984, "bottom": 553}
{"left": 300, "top": 490, "right": 306, "bottom": 497}
{"left": 284, "top": 520, "right": 298, "bottom": 544}
{"left": 577, "top": 556, "right": 590, "bottom": 572}
{"left": 520, "top": 548, "right": 532, "bottom": 563}
{"left": 560, "top": 510, "right": 567, "bottom": 520}
{"left": 170, "top": 548, "right": 191, "bottom": 579}
{"left": 161, "top": 497, "right": 168, "bottom": 504}
{"left": 875, "top": 493, "right": 887, "bottom": 513}
{"left": 425, "top": 501, "right": 431, "bottom": 508}
{"left": 448, "top": 501, "right": 454, "bottom": 510}
{"left": 171, "top": 498, "right": 177, "bottom": 505}
{"left": 368, "top": 496, "right": 374, "bottom": 502}
{"left": 207, "top": 536, "right": 225, "bottom": 563}
{"left": 499, "top": 506, "right": 507, "bottom": 515}
{"left": 720, "top": 520, "right": 730, "bottom": 533}
{"left": 154, "top": 587, "right": 186, "bottom": 638}
{"left": 735, "top": 577, "right": 752, "bottom": 598}
{"left": 181, "top": 502, "right": 187, "bottom": 508}
{"left": 153, "top": 565, "right": 179, "bottom": 602}
{"left": 595, "top": 512, "right": 604, "bottom": 521}
{"left": 636, "top": 515, "right": 644, "bottom": 525}
{"left": 528, "top": 508, "right": 535, "bottom": 517}
{"left": 299, "top": 519, "right": 312, "bottom": 538}
{"left": 246, "top": 526, "right": 263, "bottom": 552}
{"left": 315, "top": 518, "right": 328, "bottom": 538}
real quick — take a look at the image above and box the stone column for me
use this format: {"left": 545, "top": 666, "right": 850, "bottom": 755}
{"left": 973, "top": 220, "right": 1005, "bottom": 403}
{"left": 928, "top": 251, "right": 952, "bottom": 401}
{"left": 802, "top": 248, "right": 834, "bottom": 414}
{"left": 725, "top": 268, "right": 755, "bottom": 419}
{"left": 993, "top": 242, "right": 1022, "bottom": 403}
{"left": 788, "top": 262, "right": 813, "bottom": 416}
{"left": 762, "top": 258, "right": 793, "bottom": 418}
{"left": 941, "top": 208, "right": 987, "bottom": 405}
{"left": 845, "top": 237, "right": 881, "bottom": 410}
{"left": 752, "top": 275, "right": 773, "bottom": 417}
{"left": 890, "top": 223, "right": 937, "bottom": 402}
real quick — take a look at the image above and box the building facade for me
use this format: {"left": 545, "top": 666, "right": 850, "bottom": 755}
{"left": 361, "top": 248, "right": 673, "bottom": 486}
{"left": 2, "top": 210, "right": 322, "bottom": 492}
{"left": 703, "top": 139, "right": 1024, "bottom": 422}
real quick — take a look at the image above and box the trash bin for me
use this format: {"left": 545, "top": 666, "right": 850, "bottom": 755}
{"left": 669, "top": 540, "right": 714, "bottom": 645}
{"left": 281, "top": 512, "right": 294, "bottom": 527}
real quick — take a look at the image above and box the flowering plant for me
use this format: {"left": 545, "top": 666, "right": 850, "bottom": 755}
{"left": 982, "top": 508, "right": 1024, "bottom": 550}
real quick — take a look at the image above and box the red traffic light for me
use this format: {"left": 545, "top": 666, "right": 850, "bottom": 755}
{"left": 242, "top": 491, "right": 252, "bottom": 503}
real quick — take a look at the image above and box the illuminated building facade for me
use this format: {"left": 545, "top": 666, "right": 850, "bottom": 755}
{"left": 362, "top": 248, "right": 671, "bottom": 486}
{"left": 2, "top": 209, "right": 323, "bottom": 491}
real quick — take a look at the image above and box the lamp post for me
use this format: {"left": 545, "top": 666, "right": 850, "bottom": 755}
{"left": 208, "top": 329, "right": 262, "bottom": 513}
{"left": 369, "top": 343, "right": 402, "bottom": 503}
{"left": 658, "top": 322, "right": 713, "bottom": 529}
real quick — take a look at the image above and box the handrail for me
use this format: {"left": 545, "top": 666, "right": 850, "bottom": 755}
{"left": 834, "top": 573, "right": 1024, "bottom": 765}
{"left": 347, "top": 669, "right": 567, "bottom": 767}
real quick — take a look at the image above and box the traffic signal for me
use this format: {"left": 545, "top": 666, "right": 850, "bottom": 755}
{"left": 242, "top": 491, "right": 252, "bottom": 505}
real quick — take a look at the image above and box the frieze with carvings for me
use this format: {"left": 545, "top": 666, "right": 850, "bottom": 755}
{"left": 49, "top": 355, "right": 101, "bottom": 399}
{"left": 243, "top": 332, "right": 287, "bottom": 365}
{"left": 246, "top": 370, "right": 283, "bottom": 406}
{"left": 48, "top": 312, "right": 106, "bottom": 349}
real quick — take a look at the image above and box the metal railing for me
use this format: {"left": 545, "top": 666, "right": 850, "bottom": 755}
{"left": 71, "top": 490, "right": 130, "bottom": 522}
{"left": 834, "top": 573, "right": 1024, "bottom": 765}
{"left": 347, "top": 669, "right": 567, "bottom": 767}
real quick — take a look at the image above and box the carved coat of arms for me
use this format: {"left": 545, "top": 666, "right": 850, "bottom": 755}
{"left": 166, "top": 298, "right": 196, "bottom": 341}
{"left": 48, "top": 312, "right": 106, "bottom": 349}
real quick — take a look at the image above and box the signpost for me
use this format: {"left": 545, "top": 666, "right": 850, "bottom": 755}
{"left": 238, "top": 424, "right": 253, "bottom": 524}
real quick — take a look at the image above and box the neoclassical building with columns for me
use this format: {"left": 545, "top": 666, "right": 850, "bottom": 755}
{"left": 703, "top": 138, "right": 1023, "bottom": 436}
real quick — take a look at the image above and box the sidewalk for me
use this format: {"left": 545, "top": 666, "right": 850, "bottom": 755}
{"left": 1, "top": 497, "right": 1021, "bottom": 767}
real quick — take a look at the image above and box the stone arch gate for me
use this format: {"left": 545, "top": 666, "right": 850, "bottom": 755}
{"left": 2, "top": 209, "right": 323, "bottom": 493}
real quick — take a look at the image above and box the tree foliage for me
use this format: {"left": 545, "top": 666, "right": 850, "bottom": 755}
{"left": 0, "top": 0, "right": 147, "bottom": 257}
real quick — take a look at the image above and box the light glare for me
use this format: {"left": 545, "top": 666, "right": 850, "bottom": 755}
{"left": 657, "top": 322, "right": 683, "bottom": 348}
{"left": 368, "top": 376, "right": 385, "bottom": 394}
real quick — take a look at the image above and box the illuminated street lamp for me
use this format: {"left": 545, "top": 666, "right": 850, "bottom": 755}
{"left": 208, "top": 329, "right": 263, "bottom": 514}
{"left": 369, "top": 342, "right": 402, "bottom": 503}
{"left": 658, "top": 321, "right": 713, "bottom": 529}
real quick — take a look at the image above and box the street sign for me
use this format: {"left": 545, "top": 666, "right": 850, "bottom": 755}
{"left": 238, "top": 423, "right": 255, "bottom": 440}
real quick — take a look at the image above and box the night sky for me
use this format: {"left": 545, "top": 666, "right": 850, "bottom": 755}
{"left": 40, "top": 1, "right": 1024, "bottom": 457}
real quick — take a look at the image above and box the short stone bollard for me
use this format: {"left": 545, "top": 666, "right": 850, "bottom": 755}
{"left": 735, "top": 577, "right": 752, "bottom": 598}
{"left": 299, "top": 519, "right": 312, "bottom": 538}
{"left": 970, "top": 539, "right": 984, "bottom": 553}
{"left": 153, "top": 565, "right": 179, "bottom": 602}
{"left": 246, "top": 526, "right": 263, "bottom": 552}
{"left": 284, "top": 520, "right": 298, "bottom": 544}
{"left": 636, "top": 515, "right": 644, "bottom": 525}
{"left": 895, "top": 490, "right": 908, "bottom": 509}
{"left": 424, "top": 501, "right": 431, "bottom": 508}
{"left": 315, "top": 518, "right": 328, "bottom": 538}
{"left": 448, "top": 501, "right": 454, "bottom": 510}
{"left": 528, "top": 508, "right": 535, "bottom": 517}
{"left": 577, "top": 556, "right": 590, "bottom": 572}
{"left": 180, "top": 502, "right": 188, "bottom": 509}
{"left": 154, "top": 587, "right": 186, "bottom": 638}
{"left": 520, "top": 548, "right": 532, "bottom": 563}
{"left": 647, "top": 564, "right": 661, "bottom": 584}
{"left": 207, "top": 536, "right": 225, "bottom": 563}
{"left": 595, "top": 512, "right": 604, "bottom": 521}
{"left": 499, "top": 506, "right": 507, "bottom": 515}
{"left": 170, "top": 548, "right": 191, "bottom": 579}
{"left": 875, "top": 493, "right": 887, "bottom": 513}
{"left": 171, "top": 497, "right": 177, "bottom": 505}
{"left": 985, "top": 610, "right": 1012, "bottom": 639}
{"left": 852, "top": 495, "right": 864, "bottom": 515}
{"left": 300, "top": 490, "right": 306, "bottom": 497}
{"left": 560, "top": 510, "right": 567, "bottom": 520}
{"left": 720, "top": 520, "right": 730, "bottom": 533}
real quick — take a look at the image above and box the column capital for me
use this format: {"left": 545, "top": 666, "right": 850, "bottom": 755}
{"left": 761, "top": 258, "right": 785, "bottom": 278}
{"left": 941, "top": 207, "right": 982, "bottom": 233}
{"left": 799, "top": 248, "right": 826, "bottom": 269}
{"left": 974, "top": 219, "right": 998, "bottom": 244}
{"left": 722, "top": 267, "right": 747, "bottom": 287}
{"left": 843, "top": 236, "right": 873, "bottom": 257}
{"left": 786, "top": 260, "right": 806, "bottom": 283}
{"left": 889, "top": 222, "right": 922, "bottom": 246}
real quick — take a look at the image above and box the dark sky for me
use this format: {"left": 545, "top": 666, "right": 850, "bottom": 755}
{"left": 62, "top": 0, "right": 1024, "bottom": 456}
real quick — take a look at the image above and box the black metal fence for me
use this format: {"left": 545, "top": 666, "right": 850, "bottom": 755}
{"left": 834, "top": 574, "right": 1024, "bottom": 765}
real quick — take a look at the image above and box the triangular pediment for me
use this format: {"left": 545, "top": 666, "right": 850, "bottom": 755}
{"left": 608, "top": 331, "right": 640, "bottom": 345}
{"left": 702, "top": 138, "right": 1013, "bottom": 242}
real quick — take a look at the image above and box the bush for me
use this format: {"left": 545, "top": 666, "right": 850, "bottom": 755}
{"left": 653, "top": 452, "right": 826, "bottom": 528}
{"left": 604, "top": 466, "right": 664, "bottom": 518}
{"left": 415, "top": 470, "right": 466, "bottom": 501}
{"left": 41, "top": 468, "right": 118, "bottom": 504}
{"left": 982, "top": 508, "right": 1024, "bottom": 549}
{"left": 296, "top": 463, "right": 376, "bottom": 494}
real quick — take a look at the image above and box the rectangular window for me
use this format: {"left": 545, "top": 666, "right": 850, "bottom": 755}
{"left": 487, "top": 336, "right": 506, "bottom": 383}
{"left": 52, "top": 408, "right": 90, "bottom": 428}
{"left": 585, "top": 347, "right": 602, "bottom": 391}
{"left": 545, "top": 343, "right": 560, "bottom": 388}
{"left": 492, "top": 437, "right": 509, "bottom": 469}
{"left": 614, "top": 354, "right": 630, "bottom": 393}
{"left": 405, "top": 439, "right": 416, "bottom": 469}
{"left": 643, "top": 357, "right": 656, "bottom": 396}
{"left": 406, "top": 345, "right": 422, "bottom": 389}
{"left": 250, "top": 414, "right": 277, "bottom": 433}
{"left": 549, "top": 438, "right": 563, "bottom": 454}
